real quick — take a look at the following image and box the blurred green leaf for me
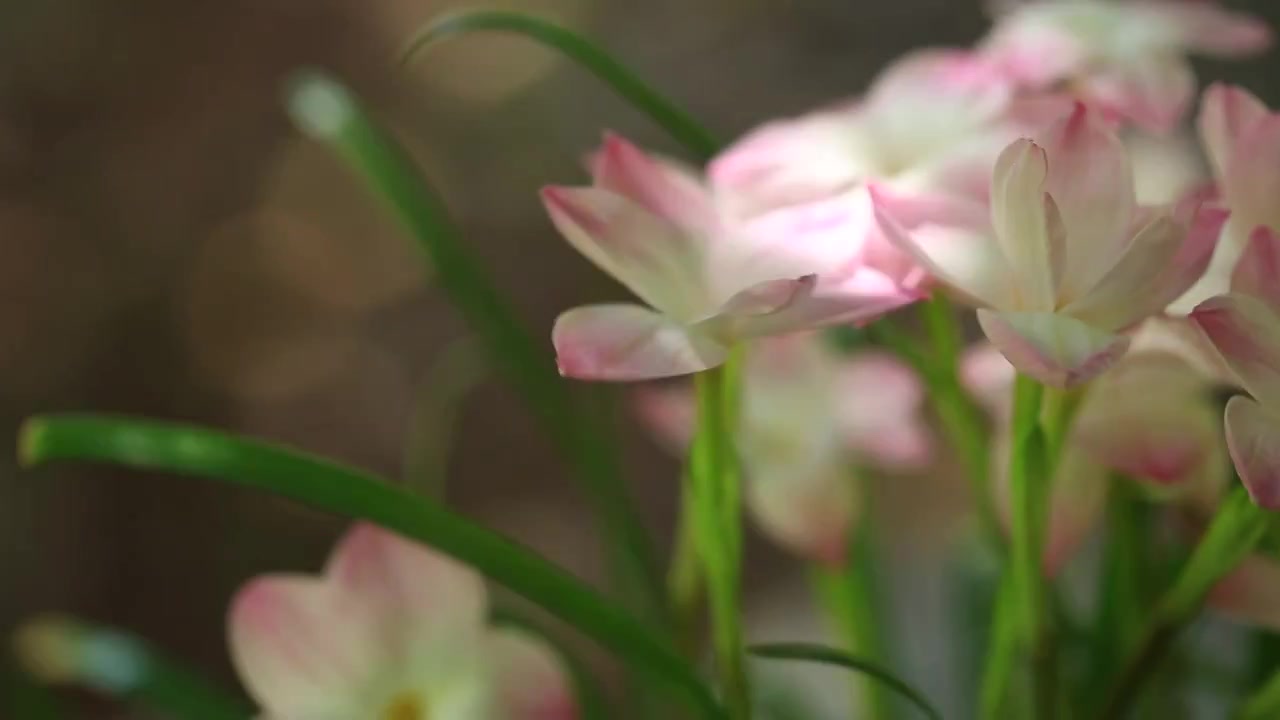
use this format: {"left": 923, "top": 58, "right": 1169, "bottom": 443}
{"left": 750, "top": 643, "right": 942, "bottom": 720}
{"left": 402, "top": 10, "right": 721, "bottom": 162}
{"left": 19, "top": 414, "right": 723, "bottom": 719}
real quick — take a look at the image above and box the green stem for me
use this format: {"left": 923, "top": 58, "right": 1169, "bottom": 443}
{"left": 1100, "top": 487, "right": 1271, "bottom": 719}
{"left": 668, "top": 474, "right": 703, "bottom": 657}
{"left": 286, "top": 72, "right": 664, "bottom": 623}
{"left": 1092, "top": 478, "right": 1147, "bottom": 687}
{"left": 692, "top": 355, "right": 750, "bottom": 720}
{"left": 918, "top": 296, "right": 998, "bottom": 550}
{"left": 18, "top": 415, "right": 724, "bottom": 719}
{"left": 401, "top": 11, "right": 721, "bottom": 162}
{"left": 979, "top": 572, "right": 1018, "bottom": 720}
{"left": 810, "top": 515, "right": 892, "bottom": 720}
{"left": 13, "top": 617, "right": 248, "bottom": 720}
{"left": 1237, "top": 667, "right": 1280, "bottom": 720}
{"left": 1009, "top": 375, "right": 1047, "bottom": 647}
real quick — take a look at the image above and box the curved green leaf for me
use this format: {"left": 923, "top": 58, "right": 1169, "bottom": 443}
{"left": 749, "top": 643, "right": 942, "bottom": 720}
{"left": 19, "top": 414, "right": 723, "bottom": 719}
{"left": 401, "top": 10, "right": 721, "bottom": 162}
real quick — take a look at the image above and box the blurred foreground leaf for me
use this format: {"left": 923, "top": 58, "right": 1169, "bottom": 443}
{"left": 750, "top": 643, "right": 942, "bottom": 720}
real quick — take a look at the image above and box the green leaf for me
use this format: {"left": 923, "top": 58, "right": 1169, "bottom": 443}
{"left": 750, "top": 643, "right": 943, "bottom": 720}
{"left": 401, "top": 10, "right": 721, "bottom": 162}
{"left": 285, "top": 72, "right": 664, "bottom": 623}
{"left": 18, "top": 414, "right": 724, "bottom": 720}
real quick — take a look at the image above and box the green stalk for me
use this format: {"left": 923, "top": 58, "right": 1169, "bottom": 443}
{"left": 691, "top": 355, "right": 750, "bottom": 719}
{"left": 18, "top": 415, "right": 724, "bottom": 719}
{"left": 401, "top": 11, "right": 721, "bottom": 162}
{"left": 979, "top": 573, "right": 1019, "bottom": 719}
{"left": 919, "top": 296, "right": 998, "bottom": 550}
{"left": 668, "top": 473, "right": 704, "bottom": 657}
{"left": 1100, "top": 487, "right": 1271, "bottom": 719}
{"left": 13, "top": 617, "right": 248, "bottom": 720}
{"left": 810, "top": 516, "right": 892, "bottom": 720}
{"left": 1237, "top": 668, "right": 1280, "bottom": 720}
{"left": 1008, "top": 375, "right": 1047, "bottom": 648}
{"left": 286, "top": 72, "right": 663, "bottom": 622}
{"left": 1092, "top": 478, "right": 1147, "bottom": 687}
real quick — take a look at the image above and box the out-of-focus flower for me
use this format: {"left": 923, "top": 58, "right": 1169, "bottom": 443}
{"left": 1191, "top": 228, "right": 1280, "bottom": 510}
{"left": 636, "top": 336, "right": 931, "bottom": 564}
{"left": 1127, "top": 131, "right": 1206, "bottom": 206}
{"left": 545, "top": 135, "right": 920, "bottom": 381}
{"left": 981, "top": 0, "right": 1271, "bottom": 132}
{"left": 875, "top": 104, "right": 1226, "bottom": 388}
{"left": 1209, "top": 555, "right": 1280, "bottom": 631}
{"left": 1177, "top": 84, "right": 1280, "bottom": 311}
{"left": 229, "top": 523, "right": 576, "bottom": 720}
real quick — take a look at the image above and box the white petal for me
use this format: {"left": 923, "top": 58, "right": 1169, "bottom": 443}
{"left": 977, "top": 309, "right": 1130, "bottom": 388}
{"left": 1225, "top": 395, "right": 1280, "bottom": 510}
{"left": 990, "top": 140, "right": 1061, "bottom": 311}
{"left": 486, "top": 629, "right": 578, "bottom": 720}
{"left": 553, "top": 304, "right": 729, "bottom": 381}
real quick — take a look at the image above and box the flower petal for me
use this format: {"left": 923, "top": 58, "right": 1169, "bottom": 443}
{"left": 632, "top": 384, "right": 696, "bottom": 452}
{"left": 1064, "top": 200, "right": 1223, "bottom": 332}
{"left": 228, "top": 577, "right": 372, "bottom": 718}
{"left": 1231, "top": 225, "right": 1280, "bottom": 311}
{"left": 553, "top": 304, "right": 729, "bottom": 381}
{"left": 1078, "top": 56, "right": 1195, "bottom": 134}
{"left": 1198, "top": 83, "right": 1271, "bottom": 181}
{"left": 1191, "top": 293, "right": 1280, "bottom": 406}
{"left": 1225, "top": 395, "right": 1280, "bottom": 510}
{"left": 541, "top": 186, "right": 711, "bottom": 321}
{"left": 869, "top": 184, "right": 1015, "bottom": 308}
{"left": 725, "top": 267, "right": 919, "bottom": 337}
{"left": 977, "top": 309, "right": 1130, "bottom": 388}
{"left": 590, "top": 133, "right": 714, "bottom": 229}
{"left": 487, "top": 629, "right": 578, "bottom": 720}
{"left": 1037, "top": 104, "right": 1137, "bottom": 301}
{"left": 833, "top": 351, "right": 932, "bottom": 471}
{"left": 1222, "top": 114, "right": 1280, "bottom": 235}
{"left": 746, "top": 462, "right": 859, "bottom": 566}
{"left": 991, "top": 139, "right": 1061, "bottom": 311}
{"left": 960, "top": 342, "right": 1017, "bottom": 419}
{"left": 324, "top": 524, "right": 488, "bottom": 658}
{"left": 1157, "top": 4, "right": 1273, "bottom": 57}
{"left": 1210, "top": 555, "right": 1280, "bottom": 632}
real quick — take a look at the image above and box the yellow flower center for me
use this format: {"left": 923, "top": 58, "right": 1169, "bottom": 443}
{"left": 382, "top": 692, "right": 427, "bottom": 720}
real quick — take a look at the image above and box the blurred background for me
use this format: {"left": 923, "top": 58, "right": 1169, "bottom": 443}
{"left": 2, "top": 0, "right": 1278, "bottom": 716}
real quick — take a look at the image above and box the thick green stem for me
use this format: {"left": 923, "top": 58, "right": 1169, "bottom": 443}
{"left": 1100, "top": 487, "right": 1270, "bottom": 719}
{"left": 1092, "top": 478, "right": 1146, "bottom": 686}
{"left": 692, "top": 355, "right": 750, "bottom": 719}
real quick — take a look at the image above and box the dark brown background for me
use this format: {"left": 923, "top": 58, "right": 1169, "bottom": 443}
{"left": 2, "top": 1, "right": 1277, "bottom": 716}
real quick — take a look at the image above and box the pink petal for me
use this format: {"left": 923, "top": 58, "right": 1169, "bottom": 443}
{"left": 1209, "top": 555, "right": 1280, "bottom": 632}
{"left": 725, "top": 267, "right": 919, "bottom": 337}
{"left": 1064, "top": 199, "right": 1223, "bottom": 332}
{"left": 746, "top": 462, "right": 859, "bottom": 566}
{"left": 631, "top": 383, "right": 697, "bottom": 452}
{"left": 1225, "top": 395, "right": 1280, "bottom": 510}
{"left": 991, "top": 139, "right": 1061, "bottom": 311}
{"left": 960, "top": 342, "right": 1016, "bottom": 419}
{"left": 1037, "top": 104, "right": 1137, "bottom": 301}
{"left": 590, "top": 133, "right": 715, "bottom": 229}
{"left": 833, "top": 351, "right": 932, "bottom": 471}
{"left": 1198, "top": 83, "right": 1271, "bottom": 181}
{"left": 228, "top": 576, "right": 372, "bottom": 717}
{"left": 324, "top": 524, "right": 488, "bottom": 654}
{"left": 869, "top": 184, "right": 1015, "bottom": 308}
{"left": 1158, "top": 3, "right": 1273, "bottom": 57}
{"left": 1231, "top": 225, "right": 1280, "bottom": 311}
{"left": 541, "top": 186, "right": 711, "bottom": 322}
{"left": 553, "top": 304, "right": 730, "bottom": 381}
{"left": 977, "top": 309, "right": 1131, "bottom": 388}
{"left": 1222, "top": 115, "right": 1280, "bottom": 236}
{"left": 1191, "top": 293, "right": 1280, "bottom": 406}
{"left": 1078, "top": 56, "right": 1196, "bottom": 134}
{"left": 487, "top": 629, "right": 579, "bottom": 720}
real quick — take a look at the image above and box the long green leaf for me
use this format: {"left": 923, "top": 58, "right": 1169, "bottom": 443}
{"left": 286, "top": 72, "right": 663, "bottom": 622}
{"left": 750, "top": 643, "right": 942, "bottom": 720}
{"left": 401, "top": 10, "right": 721, "bottom": 162}
{"left": 18, "top": 414, "right": 723, "bottom": 719}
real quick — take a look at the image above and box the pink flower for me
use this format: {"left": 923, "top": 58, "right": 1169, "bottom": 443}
{"left": 1209, "top": 555, "right": 1280, "bottom": 631}
{"left": 228, "top": 523, "right": 577, "bottom": 720}
{"left": 875, "top": 104, "right": 1227, "bottom": 387}
{"left": 545, "top": 134, "right": 920, "bottom": 381}
{"left": 981, "top": 0, "right": 1271, "bottom": 132}
{"left": 636, "top": 335, "right": 931, "bottom": 564}
{"left": 1176, "top": 84, "right": 1280, "bottom": 310}
{"left": 1191, "top": 227, "right": 1280, "bottom": 510}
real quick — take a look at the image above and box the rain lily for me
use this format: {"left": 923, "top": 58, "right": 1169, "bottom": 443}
{"left": 637, "top": 335, "right": 930, "bottom": 563}
{"left": 1176, "top": 83, "right": 1280, "bottom": 311}
{"left": 1191, "top": 227, "right": 1280, "bottom": 510}
{"left": 981, "top": 0, "right": 1271, "bottom": 132}
{"left": 229, "top": 523, "right": 576, "bottom": 720}
{"left": 545, "top": 134, "right": 920, "bottom": 381}
{"left": 874, "top": 103, "right": 1227, "bottom": 388}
